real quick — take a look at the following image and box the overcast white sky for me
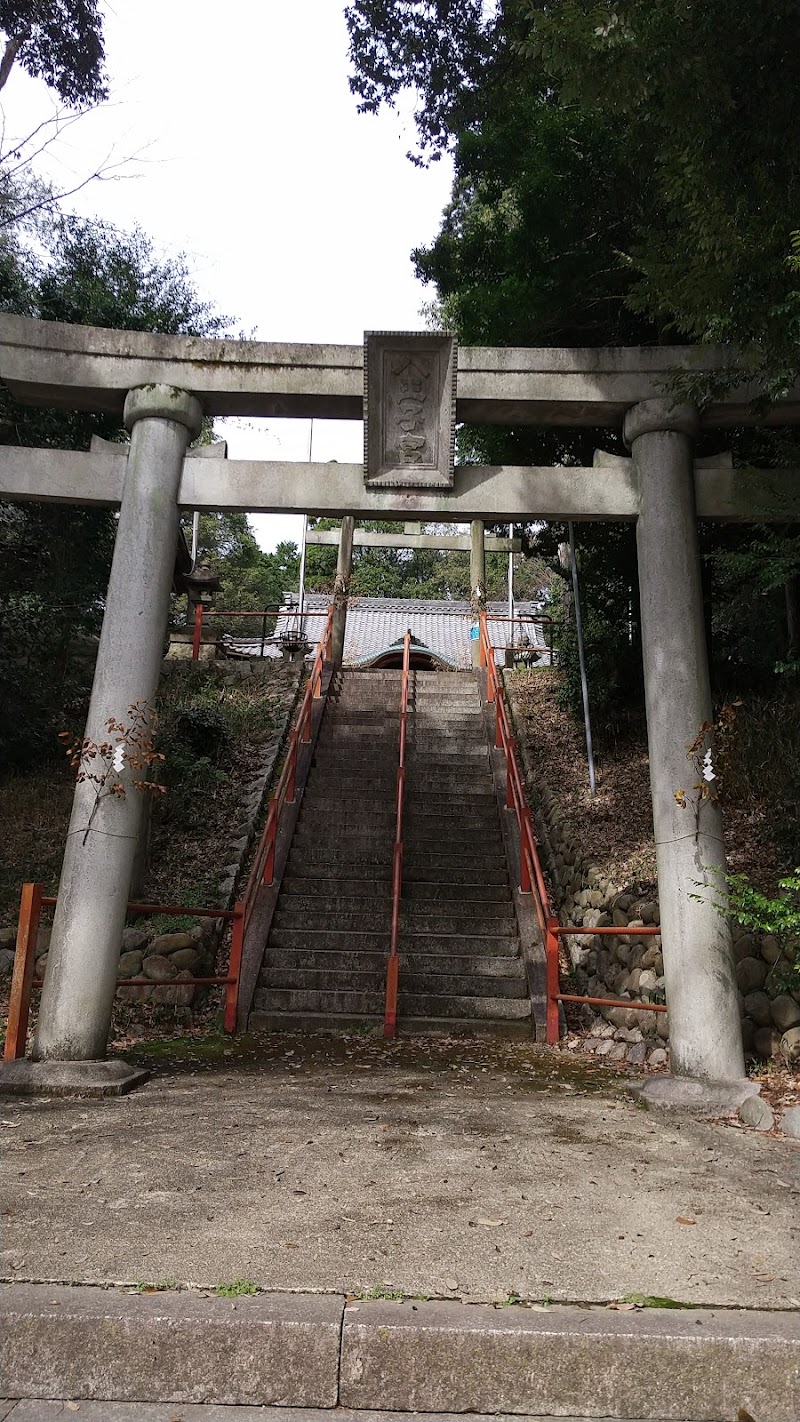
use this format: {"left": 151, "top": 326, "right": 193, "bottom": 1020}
{"left": 3, "top": 0, "right": 454, "bottom": 549}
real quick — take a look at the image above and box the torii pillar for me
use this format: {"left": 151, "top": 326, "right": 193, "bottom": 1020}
{"left": 625, "top": 400, "right": 744, "bottom": 1083}
{"left": 330, "top": 516, "right": 355, "bottom": 668}
{"left": 33, "top": 385, "right": 202, "bottom": 1064}
{"left": 470, "top": 519, "right": 486, "bottom": 667}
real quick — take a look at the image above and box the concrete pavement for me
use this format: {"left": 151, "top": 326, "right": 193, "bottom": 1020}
{"left": 1, "top": 1033, "right": 798, "bottom": 1307}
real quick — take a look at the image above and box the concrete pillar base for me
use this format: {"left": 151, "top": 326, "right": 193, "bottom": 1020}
{"left": 629, "top": 1074, "right": 760, "bottom": 1117}
{"left": 0, "top": 1058, "right": 149, "bottom": 1097}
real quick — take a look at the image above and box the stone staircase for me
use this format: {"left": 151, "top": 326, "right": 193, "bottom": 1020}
{"left": 250, "top": 668, "right": 532, "bottom": 1033}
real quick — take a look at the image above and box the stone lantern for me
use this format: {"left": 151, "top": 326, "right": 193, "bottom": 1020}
{"left": 184, "top": 562, "right": 220, "bottom": 627}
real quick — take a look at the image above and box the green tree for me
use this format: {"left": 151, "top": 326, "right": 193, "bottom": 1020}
{"left": 347, "top": 0, "right": 800, "bottom": 393}
{"left": 188, "top": 514, "right": 299, "bottom": 625}
{"left": 0, "top": 213, "right": 229, "bottom": 768}
{"left": 347, "top": 0, "right": 800, "bottom": 724}
{"left": 0, "top": 0, "right": 106, "bottom": 104}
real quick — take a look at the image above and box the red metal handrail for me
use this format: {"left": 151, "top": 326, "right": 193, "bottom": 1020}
{"left": 4, "top": 608, "right": 335, "bottom": 1062}
{"left": 3, "top": 887, "right": 245, "bottom": 1061}
{"left": 478, "top": 611, "right": 665, "bottom": 1043}
{"left": 384, "top": 630, "right": 411, "bottom": 1038}
{"left": 241, "top": 606, "right": 334, "bottom": 929}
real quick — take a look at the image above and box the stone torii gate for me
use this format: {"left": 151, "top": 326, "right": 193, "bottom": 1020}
{"left": 1, "top": 316, "right": 799, "bottom": 1089}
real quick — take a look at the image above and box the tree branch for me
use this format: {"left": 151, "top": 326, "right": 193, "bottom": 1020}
{"left": 0, "top": 31, "right": 29, "bottom": 96}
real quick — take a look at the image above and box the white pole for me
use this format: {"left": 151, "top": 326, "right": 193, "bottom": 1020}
{"left": 190, "top": 510, "right": 200, "bottom": 567}
{"left": 297, "top": 420, "right": 313, "bottom": 637}
{"left": 568, "top": 521, "right": 596, "bottom": 796}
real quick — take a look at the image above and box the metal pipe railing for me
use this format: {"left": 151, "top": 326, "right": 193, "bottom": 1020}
{"left": 241, "top": 606, "right": 334, "bottom": 924}
{"left": 4, "top": 608, "right": 336, "bottom": 1061}
{"left": 478, "top": 611, "right": 664, "bottom": 1044}
{"left": 190, "top": 605, "right": 331, "bottom": 660}
{"left": 384, "top": 630, "right": 411, "bottom": 1039}
{"left": 4, "top": 890, "right": 245, "bottom": 1061}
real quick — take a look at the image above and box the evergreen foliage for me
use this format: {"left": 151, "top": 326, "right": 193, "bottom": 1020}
{"left": 0, "top": 212, "right": 230, "bottom": 768}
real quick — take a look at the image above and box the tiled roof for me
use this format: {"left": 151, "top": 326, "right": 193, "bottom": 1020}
{"left": 252, "top": 594, "right": 552, "bottom": 669}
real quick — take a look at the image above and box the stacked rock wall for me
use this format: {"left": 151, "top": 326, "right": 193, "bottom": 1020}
{"left": 505, "top": 677, "right": 800, "bottom": 1064}
{"left": 0, "top": 657, "right": 303, "bottom": 1015}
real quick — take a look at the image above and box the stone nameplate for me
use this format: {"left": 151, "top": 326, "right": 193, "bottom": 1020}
{"left": 364, "top": 331, "right": 457, "bottom": 488}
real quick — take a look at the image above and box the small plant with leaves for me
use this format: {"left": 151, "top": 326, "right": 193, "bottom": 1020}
{"left": 59, "top": 700, "right": 165, "bottom": 842}
{"left": 707, "top": 869, "right": 800, "bottom": 983}
{"left": 215, "top": 1279, "right": 258, "bottom": 1298}
{"left": 674, "top": 704, "right": 740, "bottom": 840}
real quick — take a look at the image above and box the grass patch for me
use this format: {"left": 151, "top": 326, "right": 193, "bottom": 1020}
{"left": 215, "top": 1279, "right": 258, "bottom": 1298}
{"left": 353, "top": 1286, "right": 406, "bottom": 1301}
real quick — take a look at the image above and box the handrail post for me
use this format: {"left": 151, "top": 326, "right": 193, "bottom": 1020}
{"left": 4, "top": 882, "right": 43, "bottom": 1061}
{"left": 545, "top": 916, "right": 561, "bottom": 1044}
{"left": 262, "top": 800, "right": 278, "bottom": 885}
{"left": 506, "top": 738, "right": 515, "bottom": 808}
{"left": 520, "top": 810, "right": 533, "bottom": 894}
{"left": 223, "top": 901, "right": 245, "bottom": 1033}
{"left": 192, "top": 602, "right": 203, "bottom": 661}
{"left": 286, "top": 730, "right": 299, "bottom": 803}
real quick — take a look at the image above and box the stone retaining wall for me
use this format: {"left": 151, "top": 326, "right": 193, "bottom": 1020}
{"left": 505, "top": 675, "right": 800, "bottom": 1064}
{"left": 0, "top": 658, "right": 302, "bottom": 1013}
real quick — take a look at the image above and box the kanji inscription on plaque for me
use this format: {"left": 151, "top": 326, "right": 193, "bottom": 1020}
{"left": 364, "top": 331, "right": 457, "bottom": 488}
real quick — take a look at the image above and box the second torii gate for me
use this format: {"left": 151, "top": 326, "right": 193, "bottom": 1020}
{"left": 1, "top": 316, "right": 799, "bottom": 1092}
{"left": 305, "top": 519, "right": 522, "bottom": 667}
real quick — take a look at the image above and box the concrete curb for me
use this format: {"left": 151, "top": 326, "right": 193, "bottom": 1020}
{"left": 0, "top": 1409, "right": 690, "bottom": 1421}
{"left": 2, "top": 1285, "right": 798, "bottom": 1420}
{"left": 341, "top": 1300, "right": 800, "bottom": 1420}
{"left": 0, "top": 1409, "right": 688, "bottom": 1421}
{"left": 0, "top": 1285, "right": 342, "bottom": 1407}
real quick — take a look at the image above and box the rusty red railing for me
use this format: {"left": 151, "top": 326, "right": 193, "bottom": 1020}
{"left": 3, "top": 890, "right": 244, "bottom": 1062}
{"left": 384, "top": 630, "right": 412, "bottom": 1039}
{"left": 191, "top": 604, "right": 330, "bottom": 660}
{"left": 478, "top": 612, "right": 665, "bottom": 1044}
{"left": 241, "top": 605, "right": 333, "bottom": 920}
{"left": 3, "top": 607, "right": 335, "bottom": 1062}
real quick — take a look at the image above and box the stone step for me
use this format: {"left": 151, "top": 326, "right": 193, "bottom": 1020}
{"left": 268, "top": 929, "right": 520, "bottom": 955}
{"left": 308, "top": 773, "right": 491, "bottom": 791}
{"left": 253, "top": 987, "right": 530, "bottom": 1019}
{"left": 262, "top": 948, "right": 388, "bottom": 974}
{"left": 261, "top": 967, "right": 386, "bottom": 992}
{"left": 282, "top": 875, "right": 390, "bottom": 898}
{"left": 253, "top": 987, "right": 385, "bottom": 1014}
{"left": 280, "top": 876, "right": 510, "bottom": 902}
{"left": 398, "top": 993, "right": 531, "bottom": 1020}
{"left": 260, "top": 967, "right": 528, "bottom": 1000}
{"left": 261, "top": 947, "right": 524, "bottom": 977}
{"left": 272, "top": 910, "right": 516, "bottom": 937}
{"left": 301, "top": 789, "right": 498, "bottom": 808}
{"left": 286, "top": 857, "right": 509, "bottom": 883}
{"left": 403, "top": 950, "right": 525, "bottom": 977}
{"left": 276, "top": 895, "right": 515, "bottom": 922}
{"left": 249, "top": 1009, "right": 532, "bottom": 1037}
{"left": 404, "top": 863, "right": 509, "bottom": 883}
{"left": 404, "top": 829, "right": 502, "bottom": 847}
{"left": 292, "top": 817, "right": 502, "bottom": 840}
